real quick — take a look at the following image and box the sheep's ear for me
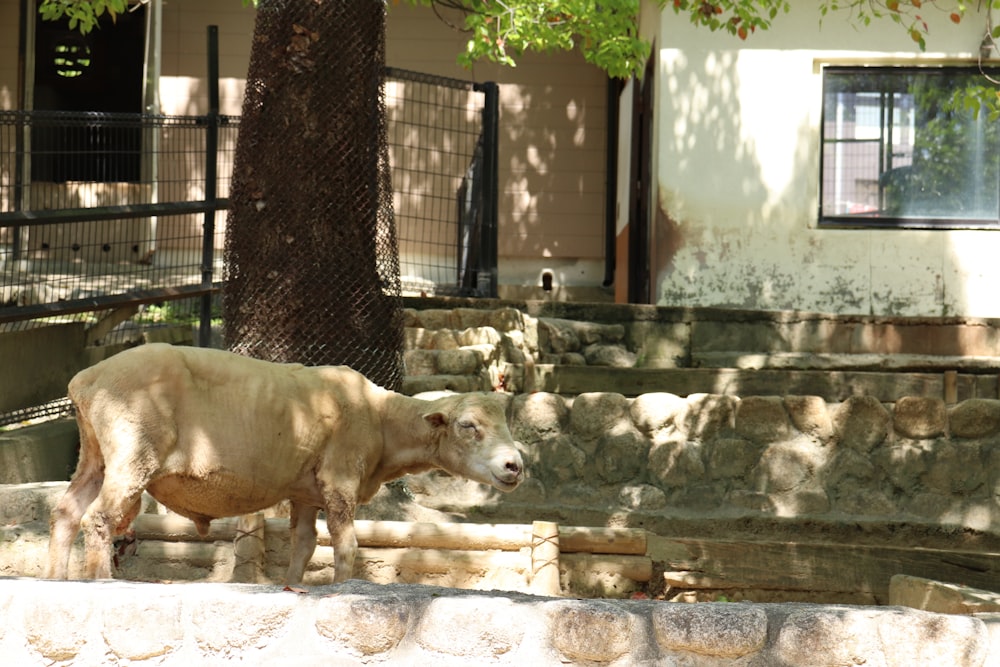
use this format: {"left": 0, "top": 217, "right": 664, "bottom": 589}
{"left": 424, "top": 412, "right": 448, "bottom": 429}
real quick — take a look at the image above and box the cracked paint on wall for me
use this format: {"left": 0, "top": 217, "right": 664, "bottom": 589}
{"left": 648, "top": 16, "right": 1000, "bottom": 319}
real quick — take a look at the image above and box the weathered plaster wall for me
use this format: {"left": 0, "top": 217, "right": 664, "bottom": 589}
{"left": 649, "top": 5, "right": 1000, "bottom": 317}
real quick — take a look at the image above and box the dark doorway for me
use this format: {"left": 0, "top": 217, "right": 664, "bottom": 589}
{"left": 31, "top": 6, "right": 146, "bottom": 182}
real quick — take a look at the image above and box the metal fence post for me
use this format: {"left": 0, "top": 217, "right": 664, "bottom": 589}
{"left": 199, "top": 26, "right": 220, "bottom": 348}
{"left": 477, "top": 81, "right": 499, "bottom": 298}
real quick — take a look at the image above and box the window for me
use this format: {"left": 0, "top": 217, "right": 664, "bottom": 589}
{"left": 820, "top": 66, "right": 1000, "bottom": 229}
{"left": 31, "top": 6, "right": 146, "bottom": 182}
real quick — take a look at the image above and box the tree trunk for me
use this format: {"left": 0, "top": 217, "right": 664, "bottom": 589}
{"left": 224, "top": 0, "right": 402, "bottom": 390}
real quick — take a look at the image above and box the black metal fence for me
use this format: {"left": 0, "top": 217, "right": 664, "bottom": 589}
{"left": 385, "top": 67, "right": 498, "bottom": 298}
{"left": 0, "top": 67, "right": 498, "bottom": 333}
{"left": 0, "top": 110, "right": 237, "bottom": 326}
{"left": 0, "top": 65, "right": 498, "bottom": 425}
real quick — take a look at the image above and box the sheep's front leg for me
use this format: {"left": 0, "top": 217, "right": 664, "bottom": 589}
{"left": 327, "top": 517, "right": 358, "bottom": 583}
{"left": 286, "top": 502, "right": 318, "bottom": 585}
{"left": 322, "top": 491, "right": 358, "bottom": 583}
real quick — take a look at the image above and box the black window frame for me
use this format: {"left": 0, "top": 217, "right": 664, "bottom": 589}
{"left": 31, "top": 5, "right": 146, "bottom": 184}
{"left": 819, "top": 64, "right": 1000, "bottom": 231}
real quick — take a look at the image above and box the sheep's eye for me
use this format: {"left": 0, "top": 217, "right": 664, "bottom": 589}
{"left": 457, "top": 419, "right": 476, "bottom": 432}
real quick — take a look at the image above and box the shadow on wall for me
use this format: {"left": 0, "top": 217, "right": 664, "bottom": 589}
{"left": 654, "top": 46, "right": 966, "bottom": 318}
{"left": 499, "top": 76, "right": 605, "bottom": 261}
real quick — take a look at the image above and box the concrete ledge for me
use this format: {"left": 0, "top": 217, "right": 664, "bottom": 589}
{"left": 891, "top": 574, "right": 1000, "bottom": 615}
{"left": 0, "top": 578, "right": 993, "bottom": 666}
{"left": 0, "top": 420, "right": 77, "bottom": 484}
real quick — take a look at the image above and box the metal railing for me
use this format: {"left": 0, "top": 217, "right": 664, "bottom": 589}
{"left": 0, "top": 68, "right": 498, "bottom": 330}
{"left": 0, "top": 56, "right": 498, "bottom": 425}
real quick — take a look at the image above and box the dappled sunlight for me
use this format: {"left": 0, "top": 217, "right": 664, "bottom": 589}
{"left": 654, "top": 35, "right": 986, "bottom": 316}
{"left": 159, "top": 76, "right": 245, "bottom": 116}
{"left": 498, "top": 79, "right": 605, "bottom": 260}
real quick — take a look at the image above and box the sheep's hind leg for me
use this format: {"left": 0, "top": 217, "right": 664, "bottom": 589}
{"left": 45, "top": 413, "right": 104, "bottom": 579}
{"left": 80, "top": 481, "right": 148, "bottom": 579}
{"left": 45, "top": 468, "right": 102, "bottom": 579}
{"left": 286, "top": 502, "right": 319, "bottom": 585}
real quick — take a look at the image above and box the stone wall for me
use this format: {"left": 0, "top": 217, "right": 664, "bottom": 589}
{"left": 402, "top": 391, "right": 1000, "bottom": 535}
{"left": 0, "top": 578, "right": 993, "bottom": 667}
{"left": 400, "top": 300, "right": 1000, "bottom": 402}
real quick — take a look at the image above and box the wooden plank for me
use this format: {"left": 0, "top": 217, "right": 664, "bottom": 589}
{"left": 331, "top": 520, "right": 532, "bottom": 551}
{"left": 561, "top": 553, "right": 654, "bottom": 582}
{"left": 137, "top": 515, "right": 647, "bottom": 555}
{"left": 944, "top": 370, "right": 958, "bottom": 404}
{"left": 660, "top": 538, "right": 1000, "bottom": 603}
{"left": 323, "top": 547, "right": 528, "bottom": 576}
{"left": 133, "top": 514, "right": 239, "bottom": 541}
{"left": 558, "top": 526, "right": 646, "bottom": 556}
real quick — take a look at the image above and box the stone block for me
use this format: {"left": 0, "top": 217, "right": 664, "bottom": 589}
{"left": 627, "top": 320, "right": 688, "bottom": 368}
{"left": 653, "top": 603, "right": 768, "bottom": 658}
{"left": 648, "top": 438, "right": 705, "bottom": 488}
{"left": 569, "top": 392, "right": 630, "bottom": 442}
{"left": 583, "top": 343, "right": 636, "bottom": 368}
{"left": 629, "top": 392, "right": 686, "bottom": 437}
{"left": 549, "top": 600, "right": 635, "bottom": 663}
{"left": 413, "top": 309, "right": 457, "bottom": 330}
{"left": 315, "top": 592, "right": 411, "bottom": 655}
{"left": 510, "top": 393, "right": 569, "bottom": 442}
{"left": 456, "top": 326, "right": 501, "bottom": 347}
{"left": 752, "top": 437, "right": 824, "bottom": 494}
{"left": 704, "top": 437, "right": 760, "bottom": 480}
{"left": 436, "top": 349, "right": 482, "bottom": 376}
{"left": 618, "top": 483, "right": 667, "bottom": 510}
{"left": 949, "top": 399, "right": 1000, "bottom": 439}
{"left": 533, "top": 435, "right": 587, "bottom": 485}
{"left": 680, "top": 394, "right": 738, "bottom": 441}
{"left": 415, "top": 596, "right": 524, "bottom": 659}
{"left": 785, "top": 395, "right": 833, "bottom": 441}
{"left": 921, "top": 440, "right": 986, "bottom": 494}
{"left": 401, "top": 374, "right": 486, "bottom": 395}
{"left": 403, "top": 349, "right": 437, "bottom": 376}
{"left": 452, "top": 307, "right": 492, "bottom": 330}
{"left": 889, "top": 574, "right": 1000, "bottom": 615}
{"left": 735, "top": 396, "right": 793, "bottom": 443}
{"left": 894, "top": 396, "right": 946, "bottom": 439}
{"left": 487, "top": 307, "right": 524, "bottom": 332}
{"left": 594, "top": 429, "right": 649, "bottom": 484}
{"left": 832, "top": 396, "right": 890, "bottom": 453}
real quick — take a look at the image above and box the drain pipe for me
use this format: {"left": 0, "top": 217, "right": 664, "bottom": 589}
{"left": 603, "top": 77, "right": 623, "bottom": 288}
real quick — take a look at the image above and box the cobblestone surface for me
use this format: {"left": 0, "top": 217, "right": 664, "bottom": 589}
{"left": 0, "top": 578, "right": 994, "bottom": 666}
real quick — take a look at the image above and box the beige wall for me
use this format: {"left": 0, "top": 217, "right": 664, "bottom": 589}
{"left": 2, "top": 2, "right": 608, "bottom": 297}
{"left": 646, "top": 3, "right": 1000, "bottom": 318}
{"left": 386, "top": 4, "right": 609, "bottom": 297}
{"left": 160, "top": 0, "right": 255, "bottom": 116}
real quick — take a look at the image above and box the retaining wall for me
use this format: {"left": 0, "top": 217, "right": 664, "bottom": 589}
{"left": 0, "top": 578, "right": 995, "bottom": 667}
{"left": 447, "top": 391, "right": 1000, "bottom": 534}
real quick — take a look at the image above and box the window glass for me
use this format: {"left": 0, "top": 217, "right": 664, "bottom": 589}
{"left": 820, "top": 66, "right": 1000, "bottom": 228}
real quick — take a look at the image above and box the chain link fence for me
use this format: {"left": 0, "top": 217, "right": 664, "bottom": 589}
{"left": 2, "top": 13, "right": 498, "bottom": 423}
{"left": 225, "top": 1, "right": 403, "bottom": 389}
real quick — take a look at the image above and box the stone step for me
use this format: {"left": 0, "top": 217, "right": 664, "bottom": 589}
{"left": 693, "top": 352, "right": 1000, "bottom": 373}
{"left": 503, "top": 363, "right": 999, "bottom": 402}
